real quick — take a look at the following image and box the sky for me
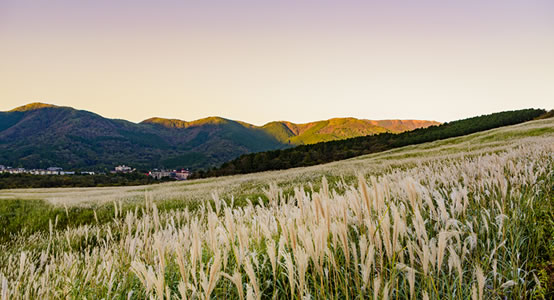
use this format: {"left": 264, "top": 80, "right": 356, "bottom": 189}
{"left": 1, "top": 0, "right": 553, "bottom": 125}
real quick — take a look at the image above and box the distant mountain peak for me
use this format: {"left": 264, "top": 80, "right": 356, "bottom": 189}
{"left": 141, "top": 116, "right": 231, "bottom": 128}
{"left": 9, "top": 102, "right": 60, "bottom": 112}
{"left": 141, "top": 117, "right": 189, "bottom": 128}
{"left": 189, "top": 116, "right": 230, "bottom": 126}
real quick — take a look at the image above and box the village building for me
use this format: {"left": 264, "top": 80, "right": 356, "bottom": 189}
{"left": 148, "top": 169, "right": 191, "bottom": 180}
{"left": 148, "top": 169, "right": 172, "bottom": 180}
{"left": 114, "top": 165, "right": 134, "bottom": 173}
{"left": 10, "top": 168, "right": 25, "bottom": 174}
{"left": 173, "top": 169, "right": 191, "bottom": 180}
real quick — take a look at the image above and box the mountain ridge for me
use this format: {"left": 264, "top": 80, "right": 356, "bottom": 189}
{"left": 0, "top": 102, "right": 439, "bottom": 170}
{"left": 141, "top": 114, "right": 440, "bottom": 145}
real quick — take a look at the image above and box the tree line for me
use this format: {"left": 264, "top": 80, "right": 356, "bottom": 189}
{"left": 0, "top": 172, "right": 175, "bottom": 189}
{"left": 191, "top": 109, "right": 547, "bottom": 179}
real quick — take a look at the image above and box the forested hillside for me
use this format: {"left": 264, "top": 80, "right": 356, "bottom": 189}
{"left": 193, "top": 109, "right": 547, "bottom": 178}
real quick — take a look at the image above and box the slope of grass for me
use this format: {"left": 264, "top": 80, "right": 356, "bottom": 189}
{"left": 0, "top": 123, "right": 552, "bottom": 298}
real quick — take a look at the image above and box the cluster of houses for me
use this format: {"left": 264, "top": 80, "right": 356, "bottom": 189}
{"left": 0, "top": 165, "right": 82, "bottom": 175}
{"left": 112, "top": 165, "right": 191, "bottom": 180}
{"left": 0, "top": 164, "right": 191, "bottom": 180}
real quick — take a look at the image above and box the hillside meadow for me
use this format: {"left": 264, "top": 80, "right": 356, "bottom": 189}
{"left": 0, "top": 117, "right": 553, "bottom": 299}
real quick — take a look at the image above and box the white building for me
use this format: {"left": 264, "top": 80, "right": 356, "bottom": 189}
{"left": 114, "top": 165, "right": 134, "bottom": 173}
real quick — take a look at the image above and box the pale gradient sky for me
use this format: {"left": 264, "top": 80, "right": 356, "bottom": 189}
{"left": 1, "top": 0, "right": 553, "bottom": 125}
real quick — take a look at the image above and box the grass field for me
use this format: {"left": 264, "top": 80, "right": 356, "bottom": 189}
{"left": 0, "top": 118, "right": 553, "bottom": 299}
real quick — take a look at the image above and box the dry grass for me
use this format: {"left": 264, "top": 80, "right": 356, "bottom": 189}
{"left": 0, "top": 118, "right": 553, "bottom": 299}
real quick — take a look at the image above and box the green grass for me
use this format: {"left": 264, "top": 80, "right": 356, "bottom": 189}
{"left": 0, "top": 199, "right": 123, "bottom": 244}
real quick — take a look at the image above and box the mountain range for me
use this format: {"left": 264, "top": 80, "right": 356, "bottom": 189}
{"left": 0, "top": 103, "right": 439, "bottom": 170}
